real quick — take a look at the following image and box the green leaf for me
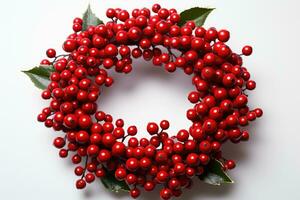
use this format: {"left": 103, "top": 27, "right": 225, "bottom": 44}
{"left": 179, "top": 7, "right": 214, "bottom": 27}
{"left": 100, "top": 169, "right": 130, "bottom": 193}
{"left": 199, "top": 159, "right": 234, "bottom": 186}
{"left": 82, "top": 4, "right": 104, "bottom": 31}
{"left": 22, "top": 65, "right": 54, "bottom": 90}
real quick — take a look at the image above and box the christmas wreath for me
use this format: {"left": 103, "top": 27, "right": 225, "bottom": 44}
{"left": 23, "top": 4, "right": 263, "bottom": 199}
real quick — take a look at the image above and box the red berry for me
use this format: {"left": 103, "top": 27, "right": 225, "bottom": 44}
{"left": 199, "top": 154, "right": 210, "bottom": 165}
{"left": 156, "top": 170, "right": 169, "bottom": 183}
{"left": 168, "top": 178, "right": 180, "bottom": 190}
{"left": 73, "top": 23, "right": 82, "bottom": 32}
{"left": 139, "top": 157, "right": 152, "bottom": 169}
{"left": 87, "top": 144, "right": 99, "bottom": 156}
{"left": 63, "top": 39, "right": 77, "bottom": 52}
{"left": 218, "top": 29, "right": 230, "bottom": 42}
{"left": 85, "top": 173, "right": 95, "bottom": 183}
{"left": 202, "top": 119, "right": 217, "bottom": 134}
{"left": 144, "top": 180, "right": 155, "bottom": 191}
{"left": 130, "top": 188, "right": 140, "bottom": 199}
{"left": 104, "top": 44, "right": 118, "bottom": 57}
{"left": 205, "top": 27, "right": 218, "bottom": 41}
{"left": 188, "top": 91, "right": 200, "bottom": 103}
{"left": 199, "top": 140, "right": 212, "bottom": 153}
{"left": 174, "top": 163, "right": 185, "bottom": 175}
{"left": 46, "top": 48, "right": 56, "bottom": 58}
{"left": 234, "top": 94, "right": 248, "bottom": 107}
{"left": 77, "top": 115, "right": 91, "bottom": 129}
{"left": 246, "top": 80, "right": 256, "bottom": 90}
{"left": 126, "top": 158, "right": 139, "bottom": 171}
{"left": 145, "top": 145, "right": 156, "bottom": 158}
{"left": 73, "top": 17, "right": 83, "bottom": 24}
{"left": 147, "top": 122, "right": 159, "bottom": 135}
{"left": 118, "top": 10, "right": 129, "bottom": 22}
{"left": 176, "top": 129, "right": 189, "bottom": 142}
{"left": 128, "top": 137, "right": 139, "bottom": 148}
{"left": 158, "top": 8, "right": 169, "bottom": 19}
{"left": 242, "top": 45, "right": 253, "bottom": 56}
{"left": 223, "top": 73, "right": 236, "bottom": 87}
{"left": 97, "top": 149, "right": 111, "bottom": 162}
{"left": 128, "top": 27, "right": 142, "bottom": 41}
{"left": 74, "top": 166, "right": 84, "bottom": 176}
{"left": 102, "top": 133, "right": 116, "bottom": 147}
{"left": 254, "top": 108, "right": 263, "bottom": 117}
{"left": 115, "top": 167, "right": 127, "bottom": 180}
{"left": 226, "top": 160, "right": 236, "bottom": 169}
{"left": 159, "top": 120, "right": 170, "bottom": 130}
{"left": 76, "top": 179, "right": 86, "bottom": 189}
{"left": 156, "top": 21, "right": 170, "bottom": 34}
{"left": 95, "top": 168, "right": 106, "bottom": 177}
{"left": 152, "top": 4, "right": 161, "bottom": 13}
{"left": 126, "top": 174, "right": 137, "bottom": 185}
{"left": 59, "top": 149, "right": 68, "bottom": 158}
{"left": 53, "top": 137, "right": 65, "bottom": 148}
{"left": 106, "top": 8, "right": 116, "bottom": 18}
{"left": 160, "top": 188, "right": 172, "bottom": 200}
{"left": 155, "top": 150, "right": 168, "bottom": 163}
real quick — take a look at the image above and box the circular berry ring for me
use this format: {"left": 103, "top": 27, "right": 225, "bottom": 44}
{"left": 35, "top": 4, "right": 263, "bottom": 200}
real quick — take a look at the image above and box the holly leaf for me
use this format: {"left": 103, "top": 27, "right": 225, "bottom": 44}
{"left": 179, "top": 7, "right": 214, "bottom": 27}
{"left": 100, "top": 169, "right": 130, "bottom": 193}
{"left": 22, "top": 65, "right": 54, "bottom": 90}
{"left": 199, "top": 159, "right": 234, "bottom": 186}
{"left": 82, "top": 4, "right": 104, "bottom": 31}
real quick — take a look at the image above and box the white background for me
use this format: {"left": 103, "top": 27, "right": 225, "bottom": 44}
{"left": 0, "top": 0, "right": 299, "bottom": 199}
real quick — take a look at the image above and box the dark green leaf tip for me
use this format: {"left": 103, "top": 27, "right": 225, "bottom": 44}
{"left": 199, "top": 159, "right": 234, "bottom": 186}
{"left": 22, "top": 65, "right": 54, "bottom": 90}
{"left": 82, "top": 4, "right": 104, "bottom": 31}
{"left": 179, "top": 7, "right": 214, "bottom": 27}
{"left": 100, "top": 169, "right": 130, "bottom": 193}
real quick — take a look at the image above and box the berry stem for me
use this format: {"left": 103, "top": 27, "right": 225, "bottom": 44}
{"left": 51, "top": 54, "right": 70, "bottom": 64}
{"left": 81, "top": 156, "right": 89, "bottom": 179}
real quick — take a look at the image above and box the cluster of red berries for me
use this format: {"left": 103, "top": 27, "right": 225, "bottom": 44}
{"left": 37, "top": 4, "right": 262, "bottom": 199}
